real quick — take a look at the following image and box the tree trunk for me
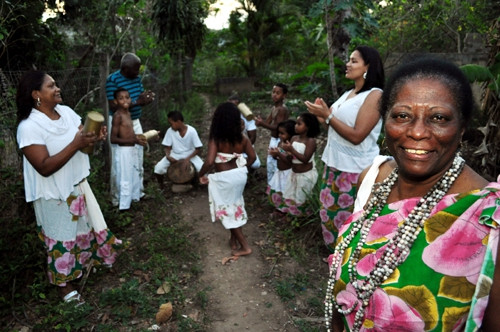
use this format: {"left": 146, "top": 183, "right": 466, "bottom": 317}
{"left": 325, "top": 1, "right": 351, "bottom": 100}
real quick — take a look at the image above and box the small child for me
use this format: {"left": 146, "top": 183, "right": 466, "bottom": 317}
{"left": 255, "top": 83, "right": 290, "bottom": 185}
{"left": 198, "top": 102, "right": 256, "bottom": 256}
{"left": 154, "top": 111, "right": 204, "bottom": 189}
{"left": 267, "top": 120, "right": 296, "bottom": 218}
{"left": 281, "top": 113, "right": 320, "bottom": 216}
{"left": 110, "top": 88, "right": 148, "bottom": 210}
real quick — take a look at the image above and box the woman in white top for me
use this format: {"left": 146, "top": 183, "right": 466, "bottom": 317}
{"left": 305, "top": 46, "right": 385, "bottom": 254}
{"left": 16, "top": 70, "right": 122, "bottom": 305}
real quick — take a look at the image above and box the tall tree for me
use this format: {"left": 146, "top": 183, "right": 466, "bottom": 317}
{"left": 152, "top": 0, "right": 212, "bottom": 94}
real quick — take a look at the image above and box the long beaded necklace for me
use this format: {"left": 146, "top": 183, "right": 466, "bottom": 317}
{"left": 324, "top": 153, "right": 465, "bottom": 332}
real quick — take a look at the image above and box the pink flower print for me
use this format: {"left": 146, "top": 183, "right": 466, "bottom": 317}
{"left": 272, "top": 193, "right": 282, "bottom": 205}
{"left": 63, "top": 240, "right": 76, "bottom": 251}
{"left": 320, "top": 188, "right": 335, "bottom": 208}
{"left": 95, "top": 229, "right": 109, "bottom": 245}
{"left": 334, "top": 210, "right": 352, "bottom": 231}
{"left": 79, "top": 251, "right": 93, "bottom": 265}
{"left": 337, "top": 284, "right": 425, "bottom": 331}
{"left": 288, "top": 205, "right": 300, "bottom": 216}
{"left": 322, "top": 166, "right": 327, "bottom": 179}
{"left": 45, "top": 237, "right": 57, "bottom": 251}
{"left": 320, "top": 208, "right": 329, "bottom": 222}
{"left": 54, "top": 252, "right": 76, "bottom": 275}
{"left": 337, "top": 193, "right": 354, "bottom": 209}
{"left": 322, "top": 224, "right": 335, "bottom": 245}
{"left": 422, "top": 209, "right": 493, "bottom": 284}
{"left": 235, "top": 206, "right": 244, "bottom": 219}
{"left": 335, "top": 172, "right": 353, "bottom": 192}
{"left": 97, "top": 244, "right": 117, "bottom": 265}
{"left": 327, "top": 170, "right": 335, "bottom": 186}
{"left": 365, "top": 210, "right": 404, "bottom": 243}
{"left": 69, "top": 195, "right": 87, "bottom": 217}
{"left": 215, "top": 209, "right": 228, "bottom": 221}
{"left": 266, "top": 186, "right": 271, "bottom": 195}
{"left": 347, "top": 172, "right": 360, "bottom": 184}
{"left": 76, "top": 233, "right": 92, "bottom": 250}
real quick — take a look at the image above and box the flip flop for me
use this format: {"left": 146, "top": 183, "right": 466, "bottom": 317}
{"left": 63, "top": 290, "right": 85, "bottom": 307}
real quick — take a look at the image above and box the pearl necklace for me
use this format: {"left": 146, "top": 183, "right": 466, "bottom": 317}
{"left": 324, "top": 154, "right": 465, "bottom": 332}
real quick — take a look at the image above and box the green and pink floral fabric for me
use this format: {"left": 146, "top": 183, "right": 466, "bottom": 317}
{"left": 328, "top": 180, "right": 500, "bottom": 331}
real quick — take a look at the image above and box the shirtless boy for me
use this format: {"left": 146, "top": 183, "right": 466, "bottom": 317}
{"left": 110, "top": 88, "right": 147, "bottom": 210}
{"left": 255, "top": 83, "right": 290, "bottom": 184}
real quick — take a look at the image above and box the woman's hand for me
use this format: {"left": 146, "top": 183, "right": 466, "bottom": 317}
{"left": 305, "top": 98, "right": 329, "bottom": 122}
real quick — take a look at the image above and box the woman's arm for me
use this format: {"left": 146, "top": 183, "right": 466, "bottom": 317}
{"left": 306, "top": 90, "right": 382, "bottom": 145}
{"left": 22, "top": 125, "right": 97, "bottom": 177}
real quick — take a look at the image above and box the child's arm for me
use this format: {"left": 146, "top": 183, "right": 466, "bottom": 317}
{"left": 110, "top": 114, "right": 121, "bottom": 144}
{"left": 243, "top": 136, "right": 256, "bottom": 168}
{"left": 282, "top": 137, "right": 316, "bottom": 164}
{"left": 198, "top": 140, "right": 216, "bottom": 180}
{"left": 256, "top": 106, "right": 288, "bottom": 132}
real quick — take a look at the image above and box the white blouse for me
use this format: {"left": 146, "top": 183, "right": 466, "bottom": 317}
{"left": 321, "top": 88, "right": 382, "bottom": 173}
{"left": 17, "top": 105, "right": 90, "bottom": 202}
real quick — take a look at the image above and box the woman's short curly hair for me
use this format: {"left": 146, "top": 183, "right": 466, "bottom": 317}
{"left": 380, "top": 56, "right": 474, "bottom": 126}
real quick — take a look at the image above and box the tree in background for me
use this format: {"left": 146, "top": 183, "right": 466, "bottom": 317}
{"left": 152, "top": 0, "right": 212, "bottom": 97}
{"left": 0, "top": 0, "right": 66, "bottom": 70}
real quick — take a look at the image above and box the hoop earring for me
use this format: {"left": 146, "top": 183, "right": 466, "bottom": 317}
{"left": 36, "top": 97, "right": 41, "bottom": 107}
{"left": 363, "top": 72, "right": 367, "bottom": 80}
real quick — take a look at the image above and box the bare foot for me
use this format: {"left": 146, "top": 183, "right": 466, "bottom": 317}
{"left": 232, "top": 248, "right": 252, "bottom": 256}
{"left": 229, "top": 237, "right": 238, "bottom": 250}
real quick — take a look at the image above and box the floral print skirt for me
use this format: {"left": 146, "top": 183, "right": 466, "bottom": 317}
{"left": 33, "top": 180, "right": 122, "bottom": 286}
{"left": 319, "top": 165, "right": 359, "bottom": 252}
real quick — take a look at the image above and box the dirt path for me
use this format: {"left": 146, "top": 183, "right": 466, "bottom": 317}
{"left": 179, "top": 191, "right": 299, "bottom": 331}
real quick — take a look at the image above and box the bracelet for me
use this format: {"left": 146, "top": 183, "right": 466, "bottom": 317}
{"left": 325, "top": 111, "right": 334, "bottom": 124}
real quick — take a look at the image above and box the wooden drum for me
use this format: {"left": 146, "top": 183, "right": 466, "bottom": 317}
{"left": 167, "top": 161, "right": 195, "bottom": 184}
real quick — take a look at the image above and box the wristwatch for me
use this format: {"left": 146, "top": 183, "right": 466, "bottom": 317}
{"left": 326, "top": 111, "right": 334, "bottom": 124}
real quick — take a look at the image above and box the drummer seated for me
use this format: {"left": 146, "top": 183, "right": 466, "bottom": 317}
{"left": 154, "top": 111, "right": 204, "bottom": 190}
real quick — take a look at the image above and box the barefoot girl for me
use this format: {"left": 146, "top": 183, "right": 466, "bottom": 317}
{"left": 198, "top": 102, "right": 256, "bottom": 256}
{"left": 281, "top": 113, "right": 320, "bottom": 216}
{"left": 267, "top": 119, "right": 296, "bottom": 218}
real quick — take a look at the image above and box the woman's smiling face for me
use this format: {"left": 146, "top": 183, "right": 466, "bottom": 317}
{"left": 384, "top": 78, "right": 464, "bottom": 181}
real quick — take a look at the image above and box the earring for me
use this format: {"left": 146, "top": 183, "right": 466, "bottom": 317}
{"left": 363, "top": 72, "right": 367, "bottom": 79}
{"left": 36, "top": 97, "right": 41, "bottom": 107}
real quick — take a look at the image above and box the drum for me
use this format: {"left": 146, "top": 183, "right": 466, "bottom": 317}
{"left": 237, "top": 103, "right": 254, "bottom": 120}
{"left": 167, "top": 161, "right": 195, "bottom": 184}
{"left": 81, "top": 111, "right": 104, "bottom": 154}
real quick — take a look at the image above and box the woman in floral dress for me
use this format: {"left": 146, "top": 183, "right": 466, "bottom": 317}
{"left": 324, "top": 57, "right": 500, "bottom": 331}
{"left": 305, "top": 46, "right": 385, "bottom": 253}
{"left": 16, "top": 70, "right": 122, "bottom": 304}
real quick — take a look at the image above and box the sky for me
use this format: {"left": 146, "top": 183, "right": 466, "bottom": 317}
{"left": 205, "top": 0, "right": 241, "bottom": 30}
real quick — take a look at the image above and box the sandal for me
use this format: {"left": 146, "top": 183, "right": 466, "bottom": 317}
{"left": 63, "top": 290, "right": 85, "bottom": 307}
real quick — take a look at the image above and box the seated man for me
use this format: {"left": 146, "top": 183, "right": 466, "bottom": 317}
{"left": 154, "top": 111, "right": 203, "bottom": 190}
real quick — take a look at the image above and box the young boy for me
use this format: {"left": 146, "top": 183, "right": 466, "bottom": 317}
{"left": 154, "top": 111, "right": 204, "bottom": 189}
{"left": 255, "top": 83, "right": 290, "bottom": 184}
{"left": 110, "top": 88, "right": 148, "bottom": 210}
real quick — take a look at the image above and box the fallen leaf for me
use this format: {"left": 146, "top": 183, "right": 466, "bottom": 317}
{"left": 156, "top": 302, "right": 173, "bottom": 324}
{"left": 221, "top": 256, "right": 239, "bottom": 265}
{"left": 156, "top": 281, "right": 171, "bottom": 295}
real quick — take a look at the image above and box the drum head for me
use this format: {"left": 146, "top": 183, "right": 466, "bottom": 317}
{"left": 167, "top": 161, "right": 195, "bottom": 184}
